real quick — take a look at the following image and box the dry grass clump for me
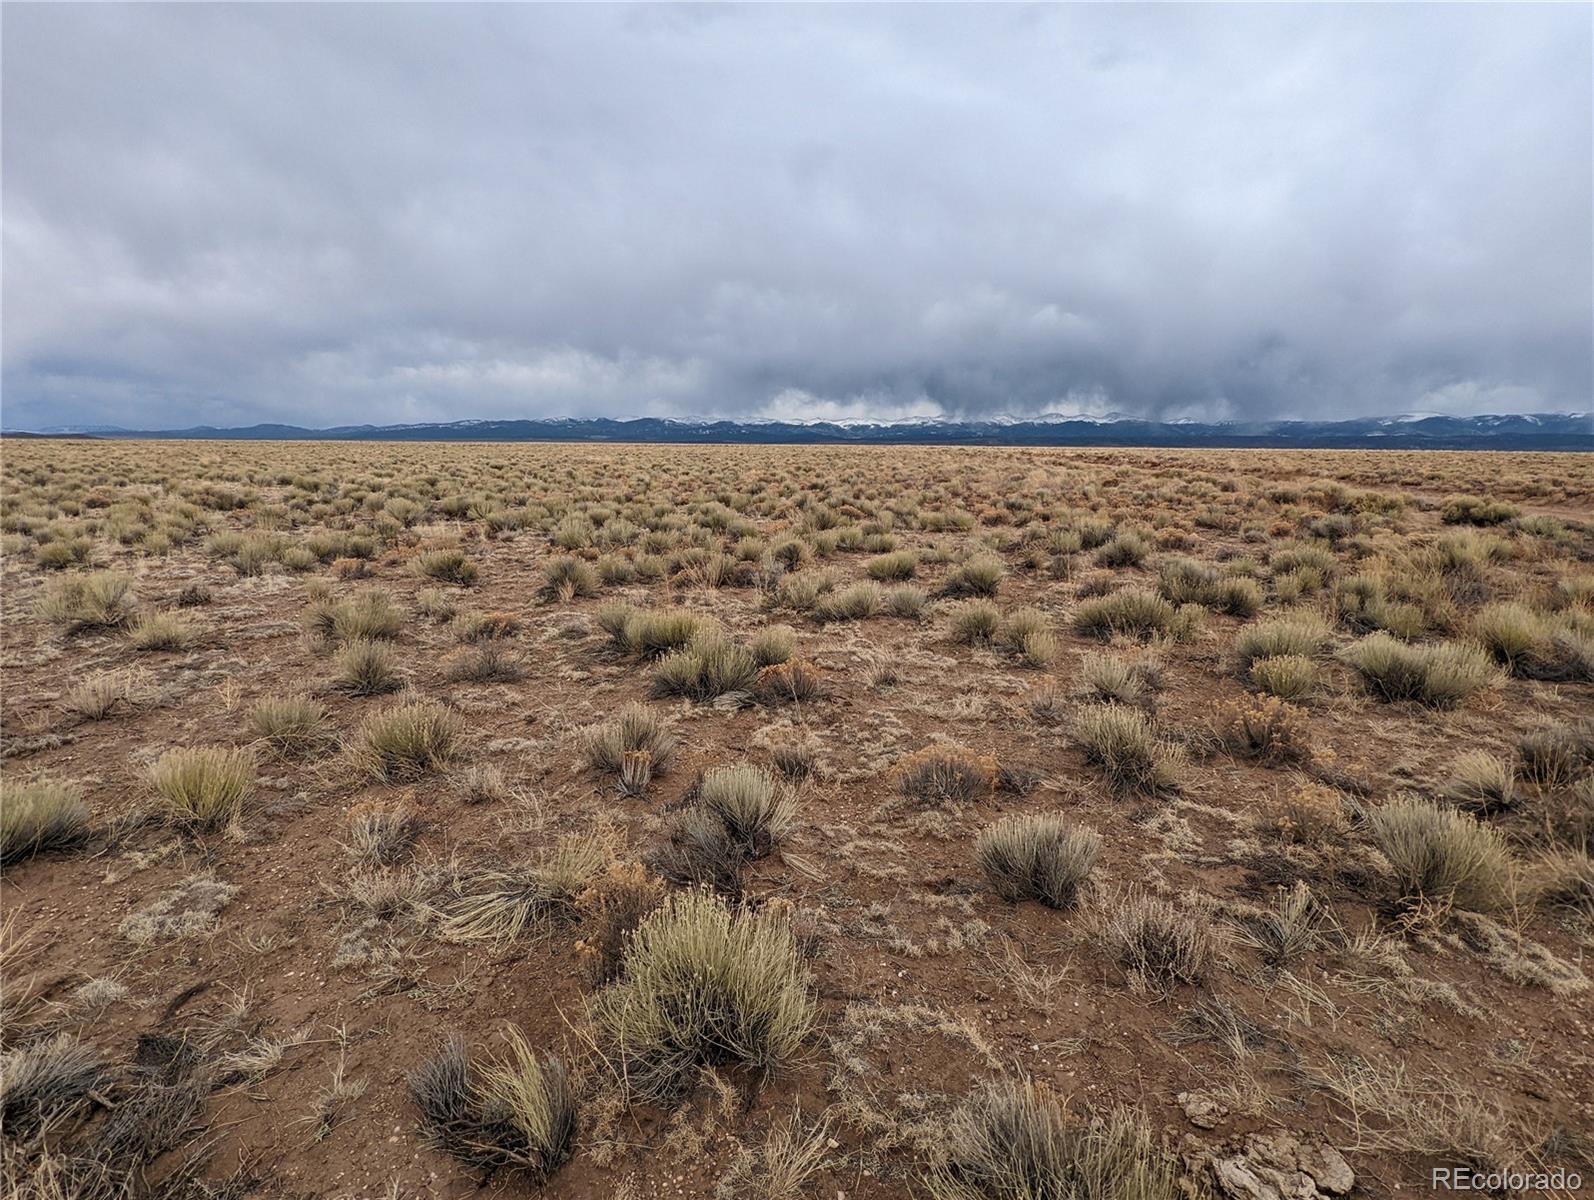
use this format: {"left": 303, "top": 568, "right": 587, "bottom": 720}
{"left": 541, "top": 554, "right": 598, "bottom": 601}
{"left": 1, "top": 778, "right": 90, "bottom": 864}
{"left": 652, "top": 765, "right": 797, "bottom": 896}
{"left": 351, "top": 702, "right": 462, "bottom": 781}
{"left": 652, "top": 632, "right": 759, "bottom": 702}
{"left": 248, "top": 695, "right": 332, "bottom": 757}
{"left": 1527, "top": 847, "right": 1594, "bottom": 918}
{"left": 1515, "top": 723, "right": 1593, "bottom": 791}
{"left": 696, "top": 765, "right": 797, "bottom": 860}
{"left": 126, "top": 610, "right": 199, "bottom": 651}
{"left": 1248, "top": 653, "right": 1318, "bottom": 699}
{"left": 867, "top": 550, "right": 919, "bottom": 581}
{"left": 438, "top": 832, "right": 611, "bottom": 943}
{"left": 1157, "top": 557, "right": 1261, "bottom": 616}
{"left": 949, "top": 600, "right": 1002, "bottom": 645}
{"left": 997, "top": 607, "right": 1057, "bottom": 667}
{"left": 1075, "top": 705, "right": 1183, "bottom": 793}
{"left": 940, "top": 553, "right": 1005, "bottom": 598}
{"left": 1333, "top": 573, "right": 1427, "bottom": 639}
{"left": 1339, "top": 634, "right": 1496, "bottom": 707}
{"left": 1471, "top": 602, "right": 1592, "bottom": 681}
{"left": 416, "top": 587, "right": 458, "bottom": 622}
{"left": 589, "top": 889, "right": 815, "bottom": 1100}
{"left": 453, "top": 609, "right": 520, "bottom": 641}
{"left": 1072, "top": 588, "right": 1174, "bottom": 641}
{"left": 60, "top": 667, "right": 154, "bottom": 721}
{"left": 886, "top": 584, "right": 930, "bottom": 619}
{"left": 413, "top": 547, "right": 478, "bottom": 586}
{"left": 1469, "top": 601, "right": 1544, "bottom": 669}
{"left": 345, "top": 804, "right": 421, "bottom": 865}
{"left": 893, "top": 744, "right": 998, "bottom": 808}
{"left": 926, "top": 1079, "right": 1189, "bottom": 1200}
{"left": 1441, "top": 494, "right": 1519, "bottom": 526}
{"left": 35, "top": 571, "right": 136, "bottom": 632}
{"left": 1552, "top": 574, "right": 1594, "bottom": 610}
{"left": 1077, "top": 651, "right": 1162, "bottom": 708}
{"left": 749, "top": 624, "right": 796, "bottom": 667}
{"left": 1233, "top": 612, "right": 1333, "bottom": 670}
{"left": 332, "top": 637, "right": 405, "bottom": 695}
{"left": 651, "top": 807, "right": 753, "bottom": 897}
{"left": 976, "top": 814, "right": 1100, "bottom": 909}
{"left": 1237, "top": 879, "right": 1328, "bottom": 965}
{"left": 34, "top": 536, "right": 94, "bottom": 569}
{"left": 771, "top": 741, "right": 819, "bottom": 781}
{"left": 308, "top": 590, "right": 404, "bottom": 642}
{"left": 754, "top": 658, "right": 824, "bottom": 705}
{"left": 444, "top": 643, "right": 525, "bottom": 683}
{"left": 1095, "top": 531, "right": 1152, "bottom": 568}
{"left": 1099, "top": 889, "right": 1214, "bottom": 993}
{"left": 602, "top": 605, "right": 701, "bottom": 658}
{"left": 813, "top": 581, "right": 884, "bottom": 623}
{"left": 582, "top": 702, "right": 678, "bottom": 777}
{"left": 1218, "top": 696, "right": 1319, "bottom": 765}
{"left": 0, "top": 1034, "right": 111, "bottom": 1141}
{"left": 717, "top": 1109, "right": 833, "bottom": 1200}
{"left": 409, "top": 1030, "right": 575, "bottom": 1181}
{"left": 1442, "top": 751, "right": 1515, "bottom": 815}
{"left": 1369, "top": 795, "right": 1514, "bottom": 914}
{"left": 146, "top": 746, "right": 255, "bottom": 830}
{"left": 456, "top": 762, "right": 512, "bottom": 805}
{"left": 1157, "top": 560, "right": 1219, "bottom": 607}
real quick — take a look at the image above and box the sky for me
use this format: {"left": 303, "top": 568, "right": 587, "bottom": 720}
{"left": 3, "top": 4, "right": 1590, "bottom": 431}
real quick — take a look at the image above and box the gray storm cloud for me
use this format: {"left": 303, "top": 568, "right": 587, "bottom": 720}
{"left": 2, "top": 4, "right": 1589, "bottom": 429}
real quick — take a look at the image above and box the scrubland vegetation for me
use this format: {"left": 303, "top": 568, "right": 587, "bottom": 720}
{"left": 1, "top": 439, "right": 1591, "bottom": 1198}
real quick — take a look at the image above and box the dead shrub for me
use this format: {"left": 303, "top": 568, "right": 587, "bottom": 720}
{"left": 893, "top": 745, "right": 998, "bottom": 808}
{"left": 754, "top": 658, "right": 824, "bottom": 704}
{"left": 574, "top": 861, "right": 666, "bottom": 987}
{"left": 1099, "top": 889, "right": 1215, "bottom": 994}
{"left": 1218, "top": 697, "right": 1320, "bottom": 765}
{"left": 408, "top": 1031, "right": 575, "bottom": 1180}
{"left": 926, "top": 1079, "right": 1189, "bottom": 1200}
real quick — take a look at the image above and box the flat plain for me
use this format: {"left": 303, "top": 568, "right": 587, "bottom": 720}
{"left": 2, "top": 439, "right": 1592, "bottom": 1200}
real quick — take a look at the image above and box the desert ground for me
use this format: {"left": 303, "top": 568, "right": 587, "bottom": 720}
{"left": 2, "top": 439, "right": 1591, "bottom": 1200}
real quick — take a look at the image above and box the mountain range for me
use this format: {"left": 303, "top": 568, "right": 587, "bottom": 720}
{"left": 14, "top": 412, "right": 1592, "bottom": 450}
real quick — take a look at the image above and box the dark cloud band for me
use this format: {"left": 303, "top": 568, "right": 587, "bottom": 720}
{"left": 3, "top": 5, "right": 1589, "bottom": 429}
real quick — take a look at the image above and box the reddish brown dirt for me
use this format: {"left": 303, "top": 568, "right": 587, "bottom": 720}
{"left": 2, "top": 441, "right": 1592, "bottom": 1200}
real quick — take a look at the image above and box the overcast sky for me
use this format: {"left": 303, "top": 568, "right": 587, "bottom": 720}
{"left": 3, "top": 4, "right": 1590, "bottom": 430}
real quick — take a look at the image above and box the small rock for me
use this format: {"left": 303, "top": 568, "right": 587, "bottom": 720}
{"left": 1178, "top": 1090, "right": 1229, "bottom": 1129}
{"left": 1207, "top": 1132, "right": 1355, "bottom": 1200}
{"left": 1298, "top": 1142, "right": 1354, "bottom": 1195}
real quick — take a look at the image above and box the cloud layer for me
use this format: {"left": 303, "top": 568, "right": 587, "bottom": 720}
{"left": 3, "top": 5, "right": 1589, "bottom": 429}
